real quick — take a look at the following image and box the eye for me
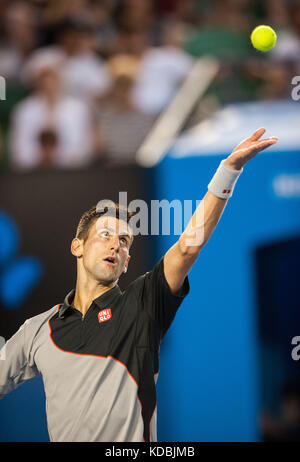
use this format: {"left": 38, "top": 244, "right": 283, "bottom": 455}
{"left": 100, "top": 230, "right": 110, "bottom": 238}
{"left": 120, "top": 237, "right": 128, "bottom": 245}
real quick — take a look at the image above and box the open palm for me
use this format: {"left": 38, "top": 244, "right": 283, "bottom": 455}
{"left": 225, "top": 128, "right": 278, "bottom": 170}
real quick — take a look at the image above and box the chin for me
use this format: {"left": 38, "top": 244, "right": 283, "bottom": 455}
{"left": 96, "top": 271, "right": 119, "bottom": 286}
{"left": 97, "top": 276, "right": 115, "bottom": 286}
{"left": 92, "top": 264, "right": 121, "bottom": 285}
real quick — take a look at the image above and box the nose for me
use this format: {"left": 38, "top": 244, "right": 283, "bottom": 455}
{"left": 110, "top": 234, "right": 120, "bottom": 251}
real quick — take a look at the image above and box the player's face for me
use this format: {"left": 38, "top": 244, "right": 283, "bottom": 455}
{"left": 81, "top": 216, "right": 132, "bottom": 285}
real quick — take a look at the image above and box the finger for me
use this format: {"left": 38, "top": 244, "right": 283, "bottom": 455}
{"left": 253, "top": 138, "right": 278, "bottom": 152}
{"left": 257, "top": 137, "right": 278, "bottom": 144}
{"left": 250, "top": 127, "right": 266, "bottom": 141}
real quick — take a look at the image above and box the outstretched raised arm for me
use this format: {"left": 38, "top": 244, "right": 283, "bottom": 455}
{"left": 163, "top": 128, "right": 278, "bottom": 295}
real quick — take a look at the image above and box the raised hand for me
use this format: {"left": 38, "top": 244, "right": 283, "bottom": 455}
{"left": 224, "top": 128, "right": 278, "bottom": 170}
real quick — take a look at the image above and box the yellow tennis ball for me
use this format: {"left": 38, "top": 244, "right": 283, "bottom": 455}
{"left": 251, "top": 25, "right": 277, "bottom": 52}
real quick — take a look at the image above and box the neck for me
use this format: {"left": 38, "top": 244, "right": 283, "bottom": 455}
{"left": 72, "top": 278, "right": 117, "bottom": 317}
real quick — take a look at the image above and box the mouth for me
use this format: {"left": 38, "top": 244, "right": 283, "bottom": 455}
{"left": 103, "top": 256, "right": 117, "bottom": 266}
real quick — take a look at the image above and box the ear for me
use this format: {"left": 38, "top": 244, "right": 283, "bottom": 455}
{"left": 123, "top": 254, "right": 131, "bottom": 273}
{"left": 71, "top": 238, "right": 83, "bottom": 258}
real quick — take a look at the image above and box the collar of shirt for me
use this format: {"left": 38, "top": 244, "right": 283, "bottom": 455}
{"left": 58, "top": 285, "right": 122, "bottom": 319}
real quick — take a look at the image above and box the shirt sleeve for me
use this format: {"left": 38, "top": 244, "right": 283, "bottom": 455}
{"left": 0, "top": 320, "right": 40, "bottom": 398}
{"left": 141, "top": 256, "right": 190, "bottom": 340}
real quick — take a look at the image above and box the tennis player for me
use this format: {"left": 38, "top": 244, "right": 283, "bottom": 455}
{"left": 0, "top": 128, "right": 277, "bottom": 442}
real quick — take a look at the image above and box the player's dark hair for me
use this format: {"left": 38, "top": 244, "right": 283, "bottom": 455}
{"left": 76, "top": 203, "right": 135, "bottom": 245}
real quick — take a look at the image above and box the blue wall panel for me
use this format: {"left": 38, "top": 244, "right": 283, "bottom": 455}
{"left": 155, "top": 150, "right": 300, "bottom": 441}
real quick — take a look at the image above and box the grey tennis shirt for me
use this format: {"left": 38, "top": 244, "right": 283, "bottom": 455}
{"left": 0, "top": 257, "right": 189, "bottom": 442}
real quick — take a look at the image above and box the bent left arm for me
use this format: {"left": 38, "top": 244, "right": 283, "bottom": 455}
{"left": 164, "top": 128, "right": 278, "bottom": 295}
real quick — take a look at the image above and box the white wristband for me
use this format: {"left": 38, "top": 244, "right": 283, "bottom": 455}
{"left": 208, "top": 159, "right": 243, "bottom": 199}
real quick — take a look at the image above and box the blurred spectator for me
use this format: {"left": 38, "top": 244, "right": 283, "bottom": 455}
{"left": 0, "top": 1, "right": 38, "bottom": 81}
{"left": 182, "top": 1, "right": 269, "bottom": 104}
{"left": 37, "top": 128, "right": 59, "bottom": 169}
{"left": 265, "top": 0, "right": 290, "bottom": 28}
{"left": 261, "top": 381, "right": 300, "bottom": 441}
{"left": 184, "top": 1, "right": 253, "bottom": 61}
{"left": 0, "top": 0, "right": 297, "bottom": 172}
{"left": 42, "top": 0, "right": 92, "bottom": 27}
{"left": 131, "top": 22, "right": 194, "bottom": 115}
{"left": 113, "top": 0, "right": 155, "bottom": 36}
{"left": 270, "top": 0, "right": 300, "bottom": 72}
{"left": 94, "top": 55, "right": 154, "bottom": 165}
{"left": 243, "top": 59, "right": 293, "bottom": 100}
{"left": 153, "top": 0, "right": 201, "bottom": 26}
{"left": 22, "top": 16, "right": 111, "bottom": 102}
{"left": 89, "top": 1, "right": 118, "bottom": 58}
{"left": 201, "top": 0, "right": 256, "bottom": 32}
{"left": 112, "top": 0, "right": 178, "bottom": 47}
{"left": 9, "top": 66, "right": 94, "bottom": 171}
{"left": 110, "top": 29, "right": 149, "bottom": 58}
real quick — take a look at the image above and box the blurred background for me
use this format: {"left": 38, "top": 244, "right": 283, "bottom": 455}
{"left": 0, "top": 0, "right": 300, "bottom": 442}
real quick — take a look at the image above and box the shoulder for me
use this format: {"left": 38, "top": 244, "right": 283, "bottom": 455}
{"left": 122, "top": 273, "right": 147, "bottom": 301}
{"left": 58, "top": 96, "right": 90, "bottom": 115}
{"left": 122, "top": 258, "right": 164, "bottom": 297}
{"left": 20, "top": 304, "right": 60, "bottom": 336}
{"left": 13, "top": 96, "right": 41, "bottom": 117}
{"left": 59, "top": 96, "right": 87, "bottom": 109}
